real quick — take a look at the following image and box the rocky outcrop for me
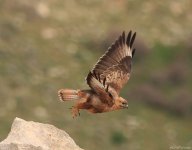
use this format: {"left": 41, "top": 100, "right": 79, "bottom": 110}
{"left": 0, "top": 118, "right": 83, "bottom": 150}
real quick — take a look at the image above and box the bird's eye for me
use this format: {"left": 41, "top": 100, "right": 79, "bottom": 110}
{"left": 108, "top": 93, "right": 113, "bottom": 98}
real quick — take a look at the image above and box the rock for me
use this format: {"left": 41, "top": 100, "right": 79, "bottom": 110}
{"left": 0, "top": 118, "right": 83, "bottom": 150}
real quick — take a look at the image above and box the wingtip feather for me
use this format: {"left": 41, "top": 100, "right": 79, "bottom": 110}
{"left": 132, "top": 48, "right": 136, "bottom": 57}
{"left": 130, "top": 32, "right": 136, "bottom": 48}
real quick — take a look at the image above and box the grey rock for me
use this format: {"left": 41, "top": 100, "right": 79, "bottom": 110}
{"left": 0, "top": 118, "right": 83, "bottom": 150}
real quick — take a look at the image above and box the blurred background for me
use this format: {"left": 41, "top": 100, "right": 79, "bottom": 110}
{"left": 0, "top": 0, "right": 192, "bottom": 149}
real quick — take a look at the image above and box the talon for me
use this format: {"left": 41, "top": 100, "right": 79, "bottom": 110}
{"left": 71, "top": 106, "right": 80, "bottom": 118}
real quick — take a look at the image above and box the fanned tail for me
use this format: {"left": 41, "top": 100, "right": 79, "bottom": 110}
{"left": 58, "top": 89, "right": 79, "bottom": 101}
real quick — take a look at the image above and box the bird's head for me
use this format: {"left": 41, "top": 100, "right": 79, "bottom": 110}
{"left": 115, "top": 97, "right": 128, "bottom": 109}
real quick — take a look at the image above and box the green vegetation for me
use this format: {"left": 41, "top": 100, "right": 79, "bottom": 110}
{"left": 0, "top": 0, "right": 191, "bottom": 150}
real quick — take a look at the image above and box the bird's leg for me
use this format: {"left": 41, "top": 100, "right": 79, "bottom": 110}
{"left": 71, "top": 105, "right": 80, "bottom": 118}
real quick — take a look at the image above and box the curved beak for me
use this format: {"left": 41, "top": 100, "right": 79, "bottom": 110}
{"left": 122, "top": 102, "right": 128, "bottom": 108}
{"left": 124, "top": 104, "right": 128, "bottom": 109}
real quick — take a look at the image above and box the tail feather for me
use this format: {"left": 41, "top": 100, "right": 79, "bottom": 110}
{"left": 58, "top": 89, "right": 79, "bottom": 101}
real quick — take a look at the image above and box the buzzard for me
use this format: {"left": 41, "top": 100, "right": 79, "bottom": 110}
{"left": 58, "top": 31, "right": 136, "bottom": 118}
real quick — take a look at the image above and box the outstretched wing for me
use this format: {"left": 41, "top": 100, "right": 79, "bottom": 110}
{"left": 86, "top": 31, "right": 136, "bottom": 104}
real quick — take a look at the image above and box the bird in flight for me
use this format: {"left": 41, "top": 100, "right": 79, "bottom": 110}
{"left": 58, "top": 30, "right": 136, "bottom": 118}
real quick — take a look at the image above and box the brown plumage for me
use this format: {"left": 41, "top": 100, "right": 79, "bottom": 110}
{"left": 58, "top": 31, "right": 136, "bottom": 118}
